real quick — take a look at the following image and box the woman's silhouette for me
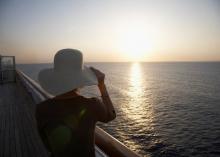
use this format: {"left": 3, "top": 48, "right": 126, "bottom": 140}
{"left": 36, "top": 49, "right": 116, "bottom": 157}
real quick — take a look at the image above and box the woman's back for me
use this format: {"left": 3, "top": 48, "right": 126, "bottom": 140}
{"left": 36, "top": 96, "right": 105, "bottom": 157}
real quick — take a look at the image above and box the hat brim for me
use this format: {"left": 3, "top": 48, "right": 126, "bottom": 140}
{"left": 38, "top": 66, "right": 98, "bottom": 96}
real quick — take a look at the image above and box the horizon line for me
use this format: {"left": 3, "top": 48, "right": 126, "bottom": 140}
{"left": 17, "top": 60, "right": 220, "bottom": 64}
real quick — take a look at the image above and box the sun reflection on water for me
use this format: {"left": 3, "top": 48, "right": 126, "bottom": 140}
{"left": 125, "top": 62, "right": 145, "bottom": 120}
{"left": 129, "top": 62, "right": 142, "bottom": 97}
{"left": 124, "top": 62, "right": 154, "bottom": 125}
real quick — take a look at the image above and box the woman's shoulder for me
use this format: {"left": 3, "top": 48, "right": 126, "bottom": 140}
{"left": 79, "top": 96, "right": 102, "bottom": 104}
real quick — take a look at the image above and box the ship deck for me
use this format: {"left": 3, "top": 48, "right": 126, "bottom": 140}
{"left": 0, "top": 80, "right": 49, "bottom": 157}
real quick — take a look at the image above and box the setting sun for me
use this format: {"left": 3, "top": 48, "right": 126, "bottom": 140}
{"left": 117, "top": 23, "right": 153, "bottom": 62}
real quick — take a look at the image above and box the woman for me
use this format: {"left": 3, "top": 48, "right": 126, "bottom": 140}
{"left": 36, "top": 49, "right": 116, "bottom": 157}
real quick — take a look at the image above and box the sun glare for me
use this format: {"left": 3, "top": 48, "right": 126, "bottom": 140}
{"left": 117, "top": 26, "right": 153, "bottom": 62}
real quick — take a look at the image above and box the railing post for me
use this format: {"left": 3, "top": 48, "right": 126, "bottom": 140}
{"left": 13, "top": 56, "right": 16, "bottom": 82}
{"left": 0, "top": 55, "right": 16, "bottom": 83}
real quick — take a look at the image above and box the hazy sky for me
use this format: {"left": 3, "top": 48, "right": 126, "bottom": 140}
{"left": 0, "top": 0, "right": 220, "bottom": 63}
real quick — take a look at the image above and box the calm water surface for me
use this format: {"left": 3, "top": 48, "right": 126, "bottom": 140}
{"left": 18, "top": 62, "right": 220, "bottom": 157}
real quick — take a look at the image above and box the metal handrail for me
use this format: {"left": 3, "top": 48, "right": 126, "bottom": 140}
{"left": 16, "top": 69, "right": 53, "bottom": 99}
{"left": 16, "top": 69, "right": 140, "bottom": 157}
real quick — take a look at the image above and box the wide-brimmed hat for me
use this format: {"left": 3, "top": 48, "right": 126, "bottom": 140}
{"left": 38, "top": 49, "right": 98, "bottom": 96}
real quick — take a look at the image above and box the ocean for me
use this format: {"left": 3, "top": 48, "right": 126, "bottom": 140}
{"left": 17, "top": 62, "right": 220, "bottom": 157}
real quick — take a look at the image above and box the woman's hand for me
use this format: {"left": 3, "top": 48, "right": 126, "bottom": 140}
{"left": 90, "top": 67, "right": 105, "bottom": 85}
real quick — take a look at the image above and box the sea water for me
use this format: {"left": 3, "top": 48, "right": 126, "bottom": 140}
{"left": 17, "top": 62, "right": 220, "bottom": 157}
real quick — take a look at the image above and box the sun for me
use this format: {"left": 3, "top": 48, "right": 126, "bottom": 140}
{"left": 117, "top": 27, "right": 152, "bottom": 62}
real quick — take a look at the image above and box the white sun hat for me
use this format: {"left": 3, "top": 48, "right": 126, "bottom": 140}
{"left": 38, "top": 49, "right": 98, "bottom": 96}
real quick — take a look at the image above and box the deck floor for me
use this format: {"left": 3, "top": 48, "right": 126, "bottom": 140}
{"left": 0, "top": 80, "right": 49, "bottom": 157}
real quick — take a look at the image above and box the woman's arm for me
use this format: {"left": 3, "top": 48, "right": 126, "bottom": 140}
{"left": 90, "top": 67, "right": 116, "bottom": 122}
